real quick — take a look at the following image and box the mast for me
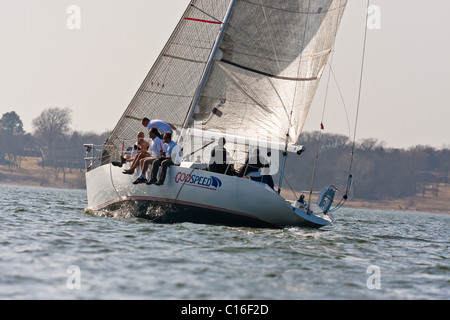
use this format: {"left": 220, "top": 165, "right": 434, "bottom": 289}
{"left": 178, "top": 0, "right": 237, "bottom": 145}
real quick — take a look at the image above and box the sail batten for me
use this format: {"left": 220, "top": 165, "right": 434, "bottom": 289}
{"left": 161, "top": 54, "right": 207, "bottom": 64}
{"left": 221, "top": 59, "right": 318, "bottom": 81}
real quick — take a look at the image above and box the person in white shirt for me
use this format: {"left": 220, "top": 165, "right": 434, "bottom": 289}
{"left": 147, "top": 131, "right": 182, "bottom": 185}
{"left": 133, "top": 127, "right": 164, "bottom": 184}
{"left": 141, "top": 117, "right": 176, "bottom": 135}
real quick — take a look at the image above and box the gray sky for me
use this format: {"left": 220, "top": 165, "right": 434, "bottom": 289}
{"left": 0, "top": 0, "right": 449, "bottom": 149}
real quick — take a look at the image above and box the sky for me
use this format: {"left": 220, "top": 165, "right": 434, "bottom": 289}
{"left": 0, "top": 0, "right": 449, "bottom": 149}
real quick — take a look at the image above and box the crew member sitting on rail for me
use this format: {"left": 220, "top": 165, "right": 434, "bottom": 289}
{"left": 147, "top": 131, "right": 181, "bottom": 186}
{"left": 122, "top": 132, "right": 150, "bottom": 174}
{"left": 133, "top": 127, "right": 163, "bottom": 184}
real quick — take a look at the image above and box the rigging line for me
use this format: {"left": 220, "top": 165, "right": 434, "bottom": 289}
{"left": 278, "top": 0, "right": 312, "bottom": 195}
{"left": 281, "top": 173, "right": 298, "bottom": 201}
{"left": 320, "top": 50, "right": 335, "bottom": 127}
{"left": 346, "top": 0, "right": 371, "bottom": 197}
{"left": 107, "top": 150, "right": 123, "bottom": 201}
{"left": 267, "top": 77, "right": 290, "bottom": 122}
{"left": 224, "top": 149, "right": 237, "bottom": 176}
{"left": 277, "top": 154, "right": 287, "bottom": 194}
{"left": 259, "top": 0, "right": 281, "bottom": 72}
{"left": 306, "top": 0, "right": 345, "bottom": 212}
{"left": 186, "top": 139, "right": 215, "bottom": 157}
{"left": 173, "top": 167, "right": 197, "bottom": 204}
{"left": 330, "top": 66, "right": 352, "bottom": 138}
{"left": 320, "top": 6, "right": 347, "bottom": 133}
{"left": 190, "top": 1, "right": 223, "bottom": 23}
{"left": 306, "top": 50, "right": 335, "bottom": 212}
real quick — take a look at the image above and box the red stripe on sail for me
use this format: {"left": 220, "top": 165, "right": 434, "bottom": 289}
{"left": 184, "top": 17, "right": 221, "bottom": 25}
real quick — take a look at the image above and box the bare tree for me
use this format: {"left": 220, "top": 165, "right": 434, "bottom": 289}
{"left": 32, "top": 107, "right": 72, "bottom": 149}
{"left": 32, "top": 107, "right": 72, "bottom": 174}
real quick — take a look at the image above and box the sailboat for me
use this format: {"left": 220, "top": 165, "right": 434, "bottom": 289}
{"left": 85, "top": 0, "right": 349, "bottom": 228}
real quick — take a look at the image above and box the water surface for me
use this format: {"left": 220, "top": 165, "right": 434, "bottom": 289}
{"left": 0, "top": 184, "right": 448, "bottom": 299}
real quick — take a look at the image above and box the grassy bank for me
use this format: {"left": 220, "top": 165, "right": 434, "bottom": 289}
{"left": 344, "top": 184, "right": 450, "bottom": 214}
{"left": 0, "top": 156, "right": 85, "bottom": 190}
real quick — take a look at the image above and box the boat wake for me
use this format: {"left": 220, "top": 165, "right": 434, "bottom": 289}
{"left": 84, "top": 200, "right": 173, "bottom": 221}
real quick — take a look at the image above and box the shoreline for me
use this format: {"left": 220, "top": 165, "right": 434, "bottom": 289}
{"left": 343, "top": 199, "right": 449, "bottom": 215}
{"left": 2, "top": 180, "right": 448, "bottom": 215}
{"left": 0, "top": 156, "right": 86, "bottom": 190}
{"left": 0, "top": 180, "right": 86, "bottom": 191}
{"left": 2, "top": 156, "right": 448, "bottom": 215}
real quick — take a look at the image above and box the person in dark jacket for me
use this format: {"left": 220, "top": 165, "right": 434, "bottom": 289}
{"left": 208, "top": 137, "right": 230, "bottom": 174}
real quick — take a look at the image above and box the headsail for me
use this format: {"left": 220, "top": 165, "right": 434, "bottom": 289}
{"left": 188, "top": 0, "right": 348, "bottom": 147}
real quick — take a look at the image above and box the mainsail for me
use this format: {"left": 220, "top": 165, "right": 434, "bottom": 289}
{"left": 190, "top": 0, "right": 348, "bottom": 146}
{"left": 105, "top": 0, "right": 347, "bottom": 160}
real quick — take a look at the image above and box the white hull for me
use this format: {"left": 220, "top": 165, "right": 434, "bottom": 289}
{"left": 86, "top": 163, "right": 333, "bottom": 229}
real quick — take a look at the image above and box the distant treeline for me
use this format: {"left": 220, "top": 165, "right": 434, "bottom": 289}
{"left": 1, "top": 108, "right": 449, "bottom": 200}
{"left": 285, "top": 131, "right": 450, "bottom": 201}
{"left": 0, "top": 108, "right": 108, "bottom": 182}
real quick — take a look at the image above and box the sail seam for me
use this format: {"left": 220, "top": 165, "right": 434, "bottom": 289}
{"left": 139, "top": 89, "right": 192, "bottom": 98}
{"left": 162, "top": 53, "right": 206, "bottom": 64}
{"left": 220, "top": 59, "right": 317, "bottom": 81}
{"left": 240, "top": 0, "right": 343, "bottom": 14}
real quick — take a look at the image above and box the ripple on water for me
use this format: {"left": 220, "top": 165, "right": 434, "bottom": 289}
{"left": 0, "top": 186, "right": 449, "bottom": 299}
